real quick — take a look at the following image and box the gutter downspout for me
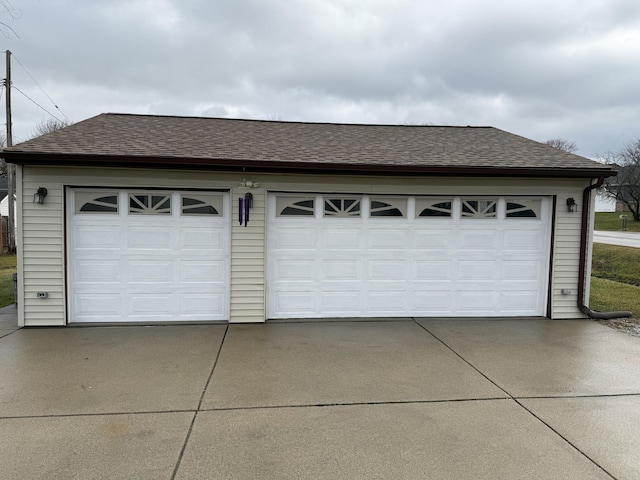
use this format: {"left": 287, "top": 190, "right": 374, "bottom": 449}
{"left": 577, "top": 177, "right": 632, "bottom": 319}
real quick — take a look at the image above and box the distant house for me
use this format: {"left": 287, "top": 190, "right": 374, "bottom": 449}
{"left": 2, "top": 113, "right": 616, "bottom": 326}
{"left": 595, "top": 190, "right": 616, "bottom": 212}
{"left": 0, "top": 176, "right": 10, "bottom": 253}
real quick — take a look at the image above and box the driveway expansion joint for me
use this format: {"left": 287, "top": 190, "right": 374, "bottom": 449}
{"left": 411, "top": 317, "right": 515, "bottom": 398}
{"left": 514, "top": 398, "right": 617, "bottom": 480}
{"left": 171, "top": 323, "right": 229, "bottom": 480}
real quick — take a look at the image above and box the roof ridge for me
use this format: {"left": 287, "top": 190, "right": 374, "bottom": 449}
{"left": 100, "top": 112, "right": 494, "bottom": 129}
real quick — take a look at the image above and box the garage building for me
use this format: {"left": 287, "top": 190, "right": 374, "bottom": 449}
{"left": 2, "top": 114, "right": 615, "bottom": 326}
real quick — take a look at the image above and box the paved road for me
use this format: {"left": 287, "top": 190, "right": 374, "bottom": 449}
{"left": 594, "top": 230, "right": 640, "bottom": 248}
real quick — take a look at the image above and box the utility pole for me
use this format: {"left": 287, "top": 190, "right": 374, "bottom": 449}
{"left": 5, "top": 49, "right": 15, "bottom": 252}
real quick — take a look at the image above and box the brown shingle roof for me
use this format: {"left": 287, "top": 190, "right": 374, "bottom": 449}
{"left": 3, "top": 113, "right": 614, "bottom": 177}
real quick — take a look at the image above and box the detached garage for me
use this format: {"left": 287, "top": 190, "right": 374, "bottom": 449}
{"left": 2, "top": 113, "right": 616, "bottom": 326}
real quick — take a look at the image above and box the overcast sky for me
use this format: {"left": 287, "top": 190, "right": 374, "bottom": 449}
{"left": 2, "top": 0, "right": 639, "bottom": 159}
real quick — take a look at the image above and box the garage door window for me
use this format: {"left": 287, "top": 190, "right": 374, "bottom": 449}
{"left": 461, "top": 199, "right": 497, "bottom": 218}
{"left": 129, "top": 194, "right": 171, "bottom": 215}
{"left": 416, "top": 199, "right": 453, "bottom": 217}
{"left": 370, "top": 198, "right": 406, "bottom": 217}
{"left": 75, "top": 192, "right": 119, "bottom": 214}
{"left": 324, "top": 198, "right": 361, "bottom": 217}
{"left": 506, "top": 200, "right": 540, "bottom": 219}
{"left": 276, "top": 196, "right": 316, "bottom": 216}
{"left": 181, "top": 194, "right": 223, "bottom": 216}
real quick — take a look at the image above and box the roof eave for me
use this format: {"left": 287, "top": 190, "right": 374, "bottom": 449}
{"left": 2, "top": 152, "right": 617, "bottom": 179}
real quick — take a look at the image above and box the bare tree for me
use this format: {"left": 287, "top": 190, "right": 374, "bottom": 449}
{"left": 31, "top": 118, "right": 73, "bottom": 138}
{"left": 545, "top": 138, "right": 578, "bottom": 153}
{"left": 601, "top": 139, "right": 640, "bottom": 221}
{"left": 1, "top": 0, "right": 21, "bottom": 38}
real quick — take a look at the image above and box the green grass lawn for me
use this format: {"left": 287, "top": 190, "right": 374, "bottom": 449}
{"left": 0, "top": 254, "right": 17, "bottom": 308}
{"left": 594, "top": 212, "right": 640, "bottom": 232}
{"left": 590, "top": 243, "right": 640, "bottom": 315}
{"left": 590, "top": 277, "right": 640, "bottom": 315}
{"left": 591, "top": 243, "right": 640, "bottom": 286}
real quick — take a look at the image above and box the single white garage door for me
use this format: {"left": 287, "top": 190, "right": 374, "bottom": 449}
{"left": 67, "top": 189, "right": 229, "bottom": 323}
{"left": 268, "top": 194, "right": 552, "bottom": 319}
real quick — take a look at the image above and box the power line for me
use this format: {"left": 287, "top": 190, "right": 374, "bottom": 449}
{"left": 11, "top": 53, "right": 70, "bottom": 122}
{"left": 12, "top": 85, "right": 65, "bottom": 123}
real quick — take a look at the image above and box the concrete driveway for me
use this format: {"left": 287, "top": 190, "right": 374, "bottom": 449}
{"left": 1, "top": 309, "right": 640, "bottom": 479}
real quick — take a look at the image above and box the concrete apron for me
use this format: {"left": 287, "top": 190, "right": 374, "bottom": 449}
{"left": 1, "top": 317, "right": 639, "bottom": 479}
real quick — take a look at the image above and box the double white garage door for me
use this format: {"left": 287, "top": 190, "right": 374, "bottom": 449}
{"left": 268, "top": 194, "right": 552, "bottom": 319}
{"left": 67, "top": 189, "right": 551, "bottom": 323}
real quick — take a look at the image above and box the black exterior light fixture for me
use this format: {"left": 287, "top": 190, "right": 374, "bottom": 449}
{"left": 566, "top": 197, "right": 577, "bottom": 213}
{"left": 34, "top": 187, "right": 48, "bottom": 205}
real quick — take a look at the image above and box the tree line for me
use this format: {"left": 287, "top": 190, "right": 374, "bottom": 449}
{"left": 546, "top": 137, "right": 640, "bottom": 222}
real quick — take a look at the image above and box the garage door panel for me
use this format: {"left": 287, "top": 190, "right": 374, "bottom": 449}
{"left": 275, "top": 260, "right": 318, "bottom": 280}
{"left": 459, "top": 229, "right": 500, "bottom": 249}
{"left": 179, "top": 294, "right": 224, "bottom": 317}
{"left": 367, "top": 292, "right": 407, "bottom": 312}
{"left": 74, "top": 260, "right": 121, "bottom": 283}
{"left": 321, "top": 260, "right": 361, "bottom": 280}
{"left": 180, "top": 260, "right": 225, "bottom": 283}
{"left": 74, "top": 226, "right": 122, "bottom": 250}
{"left": 128, "top": 293, "right": 176, "bottom": 316}
{"left": 500, "top": 291, "right": 539, "bottom": 312}
{"left": 457, "top": 291, "right": 499, "bottom": 312}
{"left": 319, "top": 280, "right": 362, "bottom": 293}
{"left": 368, "top": 229, "right": 409, "bottom": 248}
{"left": 180, "top": 228, "right": 226, "bottom": 250}
{"left": 128, "top": 260, "right": 174, "bottom": 283}
{"left": 272, "top": 227, "right": 317, "bottom": 249}
{"left": 368, "top": 260, "right": 407, "bottom": 280}
{"left": 273, "top": 292, "right": 316, "bottom": 314}
{"left": 413, "top": 291, "right": 454, "bottom": 313}
{"left": 319, "top": 292, "right": 362, "bottom": 312}
{"left": 503, "top": 230, "right": 543, "bottom": 250}
{"left": 322, "top": 229, "right": 362, "bottom": 249}
{"left": 502, "top": 261, "right": 541, "bottom": 281}
{"left": 75, "top": 293, "right": 123, "bottom": 317}
{"left": 414, "top": 229, "right": 454, "bottom": 249}
{"left": 415, "top": 261, "right": 454, "bottom": 281}
{"left": 457, "top": 261, "right": 498, "bottom": 281}
{"left": 127, "top": 227, "right": 174, "bottom": 250}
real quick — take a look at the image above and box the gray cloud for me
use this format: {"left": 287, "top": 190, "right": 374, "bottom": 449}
{"left": 4, "top": 0, "right": 640, "bottom": 157}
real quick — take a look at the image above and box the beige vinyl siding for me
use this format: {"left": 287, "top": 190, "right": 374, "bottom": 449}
{"left": 20, "top": 165, "right": 593, "bottom": 325}
{"left": 230, "top": 187, "right": 265, "bottom": 323}
{"left": 549, "top": 190, "right": 589, "bottom": 319}
{"left": 20, "top": 168, "right": 66, "bottom": 326}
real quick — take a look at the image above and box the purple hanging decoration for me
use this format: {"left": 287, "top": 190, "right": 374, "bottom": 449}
{"left": 239, "top": 197, "right": 244, "bottom": 225}
{"left": 244, "top": 193, "right": 253, "bottom": 227}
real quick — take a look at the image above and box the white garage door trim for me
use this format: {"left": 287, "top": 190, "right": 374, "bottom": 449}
{"left": 66, "top": 188, "right": 230, "bottom": 323}
{"left": 267, "top": 193, "right": 552, "bottom": 319}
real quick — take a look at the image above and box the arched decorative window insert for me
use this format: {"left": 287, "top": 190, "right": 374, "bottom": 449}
{"left": 75, "top": 192, "right": 119, "bottom": 214}
{"left": 276, "top": 196, "right": 316, "bottom": 216}
{"left": 181, "top": 194, "right": 223, "bottom": 216}
{"left": 324, "top": 198, "right": 361, "bottom": 217}
{"left": 416, "top": 199, "right": 452, "bottom": 217}
{"left": 506, "top": 199, "right": 540, "bottom": 219}
{"left": 129, "top": 194, "right": 171, "bottom": 215}
{"left": 461, "top": 199, "right": 497, "bottom": 218}
{"left": 370, "top": 198, "right": 406, "bottom": 217}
